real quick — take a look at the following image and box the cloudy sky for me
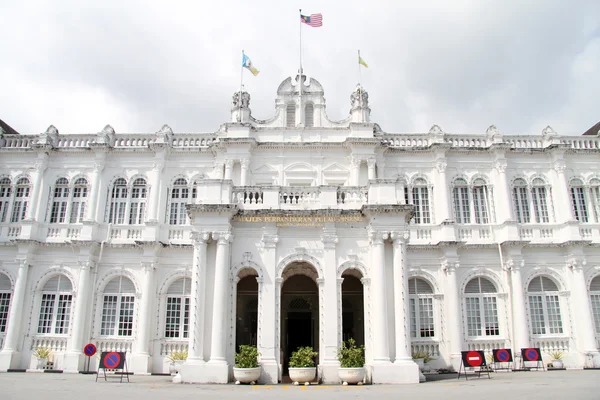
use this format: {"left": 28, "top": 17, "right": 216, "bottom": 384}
{"left": 1, "top": 0, "right": 598, "bottom": 136}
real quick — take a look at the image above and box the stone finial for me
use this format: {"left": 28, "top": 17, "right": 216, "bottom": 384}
{"left": 154, "top": 124, "right": 172, "bottom": 145}
{"left": 542, "top": 125, "right": 556, "bottom": 136}
{"left": 350, "top": 84, "right": 369, "bottom": 109}
{"left": 429, "top": 124, "right": 444, "bottom": 135}
{"left": 486, "top": 124, "right": 499, "bottom": 136}
{"left": 45, "top": 125, "right": 59, "bottom": 135}
{"left": 232, "top": 91, "right": 251, "bottom": 109}
{"left": 158, "top": 124, "right": 173, "bottom": 134}
{"left": 37, "top": 124, "right": 59, "bottom": 146}
{"left": 95, "top": 124, "right": 116, "bottom": 146}
{"left": 101, "top": 124, "right": 115, "bottom": 135}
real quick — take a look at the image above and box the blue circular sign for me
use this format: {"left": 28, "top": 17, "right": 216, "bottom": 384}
{"left": 84, "top": 343, "right": 97, "bottom": 357}
{"left": 103, "top": 352, "right": 121, "bottom": 369}
{"left": 497, "top": 349, "right": 510, "bottom": 362}
{"left": 525, "top": 348, "right": 539, "bottom": 361}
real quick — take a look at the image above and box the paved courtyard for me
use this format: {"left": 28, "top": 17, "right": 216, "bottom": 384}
{"left": 1, "top": 370, "right": 599, "bottom": 400}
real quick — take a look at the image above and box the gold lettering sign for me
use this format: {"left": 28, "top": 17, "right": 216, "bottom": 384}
{"left": 232, "top": 214, "right": 363, "bottom": 227}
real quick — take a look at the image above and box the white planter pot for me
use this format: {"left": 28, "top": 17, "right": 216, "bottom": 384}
{"left": 169, "top": 360, "right": 185, "bottom": 374}
{"left": 37, "top": 358, "right": 48, "bottom": 370}
{"left": 233, "top": 367, "right": 262, "bottom": 384}
{"left": 338, "top": 367, "right": 365, "bottom": 385}
{"left": 289, "top": 367, "right": 316, "bottom": 385}
{"left": 552, "top": 360, "right": 564, "bottom": 369}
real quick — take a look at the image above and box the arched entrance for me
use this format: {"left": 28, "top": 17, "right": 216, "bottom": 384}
{"left": 341, "top": 272, "right": 365, "bottom": 346}
{"left": 280, "top": 262, "right": 319, "bottom": 375}
{"left": 235, "top": 271, "right": 258, "bottom": 350}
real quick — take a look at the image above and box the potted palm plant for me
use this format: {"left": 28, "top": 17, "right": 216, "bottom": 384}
{"left": 288, "top": 346, "right": 318, "bottom": 386}
{"left": 548, "top": 351, "right": 565, "bottom": 369}
{"left": 337, "top": 338, "right": 365, "bottom": 385}
{"left": 233, "top": 345, "right": 261, "bottom": 385}
{"left": 167, "top": 350, "right": 188, "bottom": 374}
{"left": 33, "top": 347, "right": 52, "bottom": 370}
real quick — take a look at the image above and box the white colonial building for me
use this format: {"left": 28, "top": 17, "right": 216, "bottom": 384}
{"left": 0, "top": 74, "right": 599, "bottom": 384}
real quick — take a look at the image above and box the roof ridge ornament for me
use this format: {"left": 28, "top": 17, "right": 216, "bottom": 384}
{"left": 542, "top": 125, "right": 556, "bottom": 136}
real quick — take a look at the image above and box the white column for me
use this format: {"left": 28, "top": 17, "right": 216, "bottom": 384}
{"left": 494, "top": 159, "right": 513, "bottom": 223}
{"left": 68, "top": 261, "right": 94, "bottom": 353}
{"left": 569, "top": 259, "right": 599, "bottom": 355}
{"left": 350, "top": 158, "right": 360, "bottom": 186}
{"left": 188, "top": 232, "right": 209, "bottom": 361}
{"left": 240, "top": 159, "right": 250, "bottom": 186}
{"left": 209, "top": 232, "right": 232, "bottom": 364}
{"left": 321, "top": 228, "right": 340, "bottom": 382}
{"left": 257, "top": 231, "right": 278, "bottom": 384}
{"left": 85, "top": 164, "right": 103, "bottom": 221}
{"left": 146, "top": 162, "right": 164, "bottom": 223}
{"left": 224, "top": 160, "right": 233, "bottom": 181}
{"left": 367, "top": 158, "right": 376, "bottom": 181}
{"left": 25, "top": 161, "right": 46, "bottom": 220}
{"left": 434, "top": 160, "right": 450, "bottom": 223}
{"left": 443, "top": 261, "right": 462, "bottom": 364}
{"left": 392, "top": 232, "right": 411, "bottom": 362}
{"left": 508, "top": 260, "right": 529, "bottom": 352}
{"left": 370, "top": 231, "right": 390, "bottom": 363}
{"left": 135, "top": 263, "right": 155, "bottom": 354}
{"left": 553, "top": 160, "right": 574, "bottom": 223}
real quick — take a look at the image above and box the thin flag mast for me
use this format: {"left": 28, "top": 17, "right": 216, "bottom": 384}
{"left": 298, "top": 8, "right": 303, "bottom": 127}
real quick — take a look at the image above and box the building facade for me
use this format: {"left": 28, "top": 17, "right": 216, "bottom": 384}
{"left": 0, "top": 75, "right": 599, "bottom": 384}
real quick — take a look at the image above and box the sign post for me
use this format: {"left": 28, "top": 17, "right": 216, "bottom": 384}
{"left": 81, "top": 343, "right": 97, "bottom": 374}
{"left": 458, "top": 350, "right": 491, "bottom": 380}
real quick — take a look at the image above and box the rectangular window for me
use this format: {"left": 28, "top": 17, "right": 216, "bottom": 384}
{"left": 413, "top": 187, "right": 431, "bottom": 224}
{"left": 473, "top": 186, "right": 489, "bottom": 224}
{"left": 418, "top": 297, "right": 434, "bottom": 337}
{"left": 70, "top": 187, "right": 87, "bottom": 223}
{"left": 0, "top": 292, "right": 11, "bottom": 333}
{"left": 165, "top": 297, "right": 182, "bottom": 338}
{"left": 483, "top": 297, "right": 499, "bottom": 336}
{"left": 100, "top": 295, "right": 118, "bottom": 336}
{"left": 591, "top": 294, "right": 600, "bottom": 334}
{"left": 0, "top": 186, "right": 10, "bottom": 223}
{"left": 465, "top": 297, "right": 481, "bottom": 336}
{"left": 571, "top": 187, "right": 588, "bottom": 222}
{"left": 532, "top": 187, "right": 549, "bottom": 223}
{"left": 37, "top": 294, "right": 56, "bottom": 334}
{"left": 118, "top": 295, "right": 135, "bottom": 336}
{"left": 109, "top": 187, "right": 127, "bottom": 224}
{"left": 54, "top": 294, "right": 72, "bottom": 334}
{"left": 513, "top": 187, "right": 530, "bottom": 223}
{"left": 591, "top": 186, "right": 600, "bottom": 223}
{"left": 529, "top": 295, "right": 546, "bottom": 335}
{"left": 409, "top": 298, "right": 417, "bottom": 338}
{"left": 183, "top": 297, "right": 190, "bottom": 338}
{"left": 545, "top": 295, "right": 563, "bottom": 334}
{"left": 453, "top": 187, "right": 470, "bottom": 224}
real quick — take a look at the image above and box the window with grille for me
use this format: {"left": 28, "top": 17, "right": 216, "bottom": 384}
{"left": 286, "top": 103, "right": 295, "bottom": 127}
{"left": 531, "top": 178, "right": 550, "bottom": 223}
{"left": 464, "top": 277, "right": 499, "bottom": 337}
{"left": 512, "top": 179, "right": 530, "bottom": 223}
{"left": 0, "top": 178, "right": 11, "bottom": 223}
{"left": 589, "top": 276, "right": 600, "bottom": 334}
{"left": 165, "top": 277, "right": 191, "bottom": 338}
{"left": 129, "top": 178, "right": 147, "bottom": 225}
{"left": 10, "top": 178, "right": 30, "bottom": 223}
{"left": 50, "top": 178, "right": 69, "bottom": 223}
{"left": 36, "top": 275, "right": 73, "bottom": 335}
{"left": 109, "top": 178, "right": 127, "bottom": 224}
{"left": 590, "top": 179, "right": 600, "bottom": 223}
{"left": 305, "top": 103, "right": 314, "bottom": 127}
{"left": 0, "top": 273, "right": 11, "bottom": 333}
{"left": 169, "top": 178, "right": 190, "bottom": 225}
{"left": 100, "top": 276, "right": 136, "bottom": 337}
{"left": 70, "top": 178, "right": 88, "bottom": 223}
{"left": 408, "top": 278, "right": 435, "bottom": 338}
{"left": 570, "top": 179, "right": 588, "bottom": 222}
{"left": 527, "top": 276, "right": 563, "bottom": 335}
{"left": 472, "top": 179, "right": 490, "bottom": 224}
{"left": 412, "top": 179, "right": 431, "bottom": 224}
{"left": 453, "top": 179, "right": 470, "bottom": 223}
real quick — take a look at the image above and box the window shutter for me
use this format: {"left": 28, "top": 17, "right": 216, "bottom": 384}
{"left": 167, "top": 278, "right": 191, "bottom": 295}
{"left": 44, "top": 275, "right": 72, "bottom": 292}
{"left": 465, "top": 278, "right": 480, "bottom": 294}
{"left": 414, "top": 278, "right": 433, "bottom": 294}
{"left": 541, "top": 276, "right": 558, "bottom": 292}
{"left": 120, "top": 277, "right": 135, "bottom": 293}
{"left": 305, "top": 103, "right": 314, "bottom": 127}
{"left": 0, "top": 273, "right": 11, "bottom": 290}
{"left": 590, "top": 276, "right": 600, "bottom": 291}
{"left": 528, "top": 276, "right": 543, "bottom": 292}
{"left": 479, "top": 278, "right": 496, "bottom": 293}
{"left": 286, "top": 103, "right": 295, "bottom": 127}
{"left": 105, "top": 276, "right": 135, "bottom": 293}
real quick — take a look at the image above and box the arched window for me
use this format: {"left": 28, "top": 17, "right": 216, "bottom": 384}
{"left": 108, "top": 178, "right": 128, "bottom": 224}
{"left": 0, "top": 273, "right": 12, "bottom": 334}
{"left": 70, "top": 178, "right": 88, "bottom": 223}
{"left": 531, "top": 178, "right": 550, "bottom": 223}
{"left": 169, "top": 178, "right": 190, "bottom": 225}
{"left": 464, "top": 277, "right": 499, "bottom": 337}
{"left": 11, "top": 178, "right": 30, "bottom": 223}
{"left": 37, "top": 275, "right": 73, "bottom": 335}
{"left": 100, "top": 276, "right": 136, "bottom": 337}
{"left": 590, "top": 276, "right": 600, "bottom": 335}
{"left": 452, "top": 178, "right": 470, "bottom": 223}
{"left": 305, "top": 103, "right": 314, "bottom": 127}
{"left": 412, "top": 178, "right": 431, "bottom": 224}
{"left": 472, "top": 178, "right": 491, "bottom": 224}
{"left": 408, "top": 278, "right": 435, "bottom": 338}
{"left": 589, "top": 178, "right": 600, "bottom": 223}
{"left": 512, "top": 178, "right": 530, "bottom": 223}
{"left": 164, "top": 277, "right": 191, "bottom": 338}
{"left": 50, "top": 178, "right": 70, "bottom": 223}
{"left": 286, "top": 103, "right": 296, "bottom": 127}
{"left": 570, "top": 178, "right": 588, "bottom": 222}
{"left": 129, "top": 178, "right": 147, "bottom": 225}
{"left": 0, "top": 178, "right": 11, "bottom": 223}
{"left": 527, "top": 276, "right": 563, "bottom": 335}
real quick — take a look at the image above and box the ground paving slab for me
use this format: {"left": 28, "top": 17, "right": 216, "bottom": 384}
{"left": 1, "top": 370, "right": 599, "bottom": 400}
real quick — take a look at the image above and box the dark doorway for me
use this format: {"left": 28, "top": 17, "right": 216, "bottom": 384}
{"left": 286, "top": 312, "right": 313, "bottom": 371}
{"left": 341, "top": 273, "right": 365, "bottom": 346}
{"left": 236, "top": 275, "right": 258, "bottom": 350}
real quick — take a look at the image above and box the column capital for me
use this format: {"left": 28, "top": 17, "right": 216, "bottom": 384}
{"left": 369, "top": 230, "right": 388, "bottom": 245}
{"left": 435, "top": 160, "right": 447, "bottom": 173}
{"left": 553, "top": 160, "right": 566, "bottom": 174}
{"left": 350, "top": 157, "right": 362, "bottom": 168}
{"left": 33, "top": 159, "right": 48, "bottom": 173}
{"left": 360, "top": 277, "right": 371, "bottom": 287}
{"left": 190, "top": 231, "right": 210, "bottom": 245}
{"left": 494, "top": 159, "right": 507, "bottom": 173}
{"left": 503, "top": 258, "right": 524, "bottom": 272}
{"left": 78, "top": 260, "right": 96, "bottom": 271}
{"left": 261, "top": 233, "right": 279, "bottom": 248}
{"left": 152, "top": 160, "right": 165, "bottom": 171}
{"left": 140, "top": 261, "right": 156, "bottom": 272}
{"left": 567, "top": 257, "right": 586, "bottom": 271}
{"left": 15, "top": 257, "right": 30, "bottom": 269}
{"left": 337, "top": 278, "right": 344, "bottom": 287}
{"left": 321, "top": 233, "right": 338, "bottom": 249}
{"left": 225, "top": 159, "right": 234, "bottom": 169}
{"left": 316, "top": 278, "right": 325, "bottom": 287}
{"left": 240, "top": 158, "right": 250, "bottom": 168}
{"left": 213, "top": 231, "right": 233, "bottom": 244}
{"left": 390, "top": 231, "right": 409, "bottom": 245}
{"left": 92, "top": 162, "right": 105, "bottom": 173}
{"left": 441, "top": 260, "right": 459, "bottom": 274}
{"left": 366, "top": 158, "right": 376, "bottom": 168}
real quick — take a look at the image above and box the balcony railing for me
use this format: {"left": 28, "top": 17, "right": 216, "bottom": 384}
{"left": 465, "top": 338, "right": 508, "bottom": 352}
{"left": 411, "top": 339, "right": 440, "bottom": 357}
{"left": 30, "top": 336, "right": 69, "bottom": 352}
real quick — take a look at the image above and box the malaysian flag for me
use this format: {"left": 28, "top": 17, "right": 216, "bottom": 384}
{"left": 300, "top": 13, "right": 323, "bottom": 27}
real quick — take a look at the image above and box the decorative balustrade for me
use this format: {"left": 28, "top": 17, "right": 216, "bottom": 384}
{"left": 380, "top": 136, "right": 430, "bottom": 148}
{"left": 55, "top": 137, "right": 93, "bottom": 148}
{"left": 5, "top": 225, "right": 21, "bottom": 239}
{"left": 337, "top": 187, "right": 368, "bottom": 204}
{"left": 95, "top": 339, "right": 134, "bottom": 353}
{"left": 159, "top": 340, "right": 189, "bottom": 356}
{"left": 444, "top": 135, "right": 489, "bottom": 148}
{"left": 110, "top": 226, "right": 143, "bottom": 240}
{"left": 113, "top": 136, "right": 153, "bottom": 148}
{"left": 531, "top": 337, "right": 569, "bottom": 353}
{"left": 465, "top": 338, "right": 507, "bottom": 352}
{"left": 518, "top": 225, "right": 555, "bottom": 241}
{"left": 411, "top": 340, "right": 440, "bottom": 357}
{"left": 505, "top": 137, "right": 545, "bottom": 149}
{"left": 560, "top": 137, "right": 600, "bottom": 150}
{"left": 232, "top": 187, "right": 264, "bottom": 205}
{"left": 1, "top": 136, "right": 36, "bottom": 149}
{"left": 171, "top": 135, "right": 217, "bottom": 148}
{"left": 30, "top": 336, "right": 69, "bottom": 352}
{"left": 279, "top": 187, "right": 320, "bottom": 206}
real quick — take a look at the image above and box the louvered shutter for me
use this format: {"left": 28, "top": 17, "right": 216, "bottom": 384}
{"left": 590, "top": 276, "right": 600, "bottom": 291}
{"left": 43, "top": 275, "right": 72, "bottom": 291}
{"left": 541, "top": 276, "right": 558, "bottom": 292}
{"left": 167, "top": 278, "right": 191, "bottom": 295}
{"left": 409, "top": 278, "right": 433, "bottom": 294}
{"left": 0, "top": 273, "right": 11, "bottom": 290}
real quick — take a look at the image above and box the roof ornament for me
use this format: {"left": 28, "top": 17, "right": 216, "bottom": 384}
{"left": 429, "top": 125, "right": 444, "bottom": 135}
{"left": 541, "top": 125, "right": 556, "bottom": 136}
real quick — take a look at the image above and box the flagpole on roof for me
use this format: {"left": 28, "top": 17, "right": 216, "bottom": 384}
{"left": 298, "top": 8, "right": 303, "bottom": 128}
{"left": 239, "top": 50, "right": 244, "bottom": 123}
{"left": 358, "top": 50, "right": 362, "bottom": 88}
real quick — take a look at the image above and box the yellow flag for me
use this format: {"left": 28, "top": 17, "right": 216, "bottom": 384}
{"left": 358, "top": 55, "right": 368, "bottom": 68}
